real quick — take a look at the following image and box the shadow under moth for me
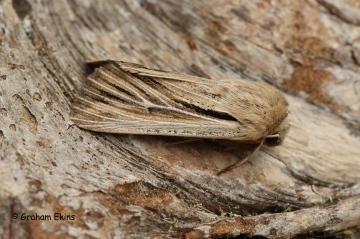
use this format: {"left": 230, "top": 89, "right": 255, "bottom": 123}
{"left": 70, "top": 61, "right": 290, "bottom": 175}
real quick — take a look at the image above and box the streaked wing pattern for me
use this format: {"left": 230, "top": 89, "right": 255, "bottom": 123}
{"left": 71, "top": 61, "right": 246, "bottom": 139}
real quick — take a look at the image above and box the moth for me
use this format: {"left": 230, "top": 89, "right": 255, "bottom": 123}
{"left": 70, "top": 61, "right": 290, "bottom": 175}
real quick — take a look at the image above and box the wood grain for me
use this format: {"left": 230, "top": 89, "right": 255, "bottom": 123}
{"left": 1, "top": 0, "right": 359, "bottom": 238}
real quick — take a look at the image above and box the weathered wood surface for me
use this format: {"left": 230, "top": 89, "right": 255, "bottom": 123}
{"left": 0, "top": 0, "right": 360, "bottom": 238}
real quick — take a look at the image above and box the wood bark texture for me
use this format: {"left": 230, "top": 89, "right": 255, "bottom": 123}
{"left": 1, "top": 0, "right": 360, "bottom": 238}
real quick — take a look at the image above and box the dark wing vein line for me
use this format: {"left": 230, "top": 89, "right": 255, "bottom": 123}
{"left": 88, "top": 77, "right": 143, "bottom": 106}
{"left": 77, "top": 91, "right": 144, "bottom": 119}
{"left": 97, "top": 70, "right": 157, "bottom": 105}
{"left": 100, "top": 68, "right": 186, "bottom": 110}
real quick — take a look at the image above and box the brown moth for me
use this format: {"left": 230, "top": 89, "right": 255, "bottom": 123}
{"left": 70, "top": 61, "right": 290, "bottom": 175}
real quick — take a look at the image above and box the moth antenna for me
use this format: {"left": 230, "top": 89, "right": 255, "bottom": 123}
{"left": 216, "top": 141, "right": 263, "bottom": 176}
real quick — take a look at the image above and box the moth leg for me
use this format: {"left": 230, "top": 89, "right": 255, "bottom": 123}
{"left": 216, "top": 142, "right": 263, "bottom": 176}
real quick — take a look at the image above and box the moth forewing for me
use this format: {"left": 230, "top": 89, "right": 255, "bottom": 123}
{"left": 71, "top": 60, "right": 290, "bottom": 173}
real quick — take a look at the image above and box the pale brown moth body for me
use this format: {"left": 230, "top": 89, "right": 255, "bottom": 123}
{"left": 71, "top": 61, "right": 289, "bottom": 174}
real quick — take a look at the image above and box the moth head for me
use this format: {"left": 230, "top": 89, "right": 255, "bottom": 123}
{"left": 264, "top": 119, "right": 290, "bottom": 146}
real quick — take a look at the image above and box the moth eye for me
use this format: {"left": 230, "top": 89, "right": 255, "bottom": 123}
{"left": 264, "top": 135, "right": 282, "bottom": 146}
